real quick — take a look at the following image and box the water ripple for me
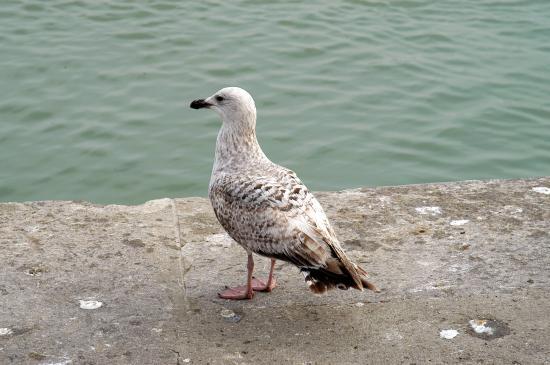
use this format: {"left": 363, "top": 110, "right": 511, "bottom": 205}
{"left": 1, "top": 0, "right": 549, "bottom": 203}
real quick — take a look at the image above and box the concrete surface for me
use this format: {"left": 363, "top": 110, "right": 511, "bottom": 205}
{"left": 1, "top": 177, "right": 549, "bottom": 364}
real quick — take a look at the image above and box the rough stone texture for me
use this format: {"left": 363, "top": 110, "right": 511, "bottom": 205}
{"left": 1, "top": 177, "right": 549, "bottom": 364}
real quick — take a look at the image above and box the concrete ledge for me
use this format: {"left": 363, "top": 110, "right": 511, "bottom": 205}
{"left": 1, "top": 177, "right": 549, "bottom": 364}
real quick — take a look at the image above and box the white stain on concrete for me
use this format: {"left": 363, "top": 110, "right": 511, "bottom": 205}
{"left": 378, "top": 196, "right": 392, "bottom": 205}
{"left": 110, "top": 198, "right": 172, "bottom": 214}
{"left": 416, "top": 260, "right": 434, "bottom": 267}
{"left": 0, "top": 328, "right": 13, "bottom": 336}
{"left": 355, "top": 302, "right": 365, "bottom": 307}
{"left": 25, "top": 225, "right": 40, "bottom": 233}
{"left": 440, "top": 329, "right": 458, "bottom": 339}
{"left": 415, "top": 206, "right": 442, "bottom": 216}
{"left": 502, "top": 206, "right": 524, "bottom": 215}
{"left": 223, "top": 352, "right": 244, "bottom": 360}
{"left": 41, "top": 360, "right": 72, "bottom": 365}
{"left": 450, "top": 219, "right": 469, "bottom": 226}
{"left": 384, "top": 329, "right": 404, "bottom": 341}
{"left": 532, "top": 186, "right": 550, "bottom": 195}
{"left": 447, "top": 263, "right": 471, "bottom": 273}
{"left": 469, "top": 319, "right": 494, "bottom": 335}
{"left": 79, "top": 300, "right": 103, "bottom": 310}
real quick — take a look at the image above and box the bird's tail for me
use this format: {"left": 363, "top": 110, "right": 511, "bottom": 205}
{"left": 301, "top": 258, "right": 380, "bottom": 294}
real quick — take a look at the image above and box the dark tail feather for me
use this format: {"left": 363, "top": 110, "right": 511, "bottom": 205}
{"left": 356, "top": 265, "right": 380, "bottom": 292}
{"left": 302, "top": 260, "right": 380, "bottom": 294}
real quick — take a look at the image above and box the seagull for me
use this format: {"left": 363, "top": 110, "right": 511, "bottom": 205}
{"left": 190, "top": 87, "right": 379, "bottom": 300}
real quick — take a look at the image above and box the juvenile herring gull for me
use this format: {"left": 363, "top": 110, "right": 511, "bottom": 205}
{"left": 190, "top": 87, "right": 379, "bottom": 300}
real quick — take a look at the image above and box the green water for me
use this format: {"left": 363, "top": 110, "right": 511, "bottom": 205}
{"left": 1, "top": 1, "right": 549, "bottom": 204}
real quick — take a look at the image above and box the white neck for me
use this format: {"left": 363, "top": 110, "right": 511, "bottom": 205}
{"left": 212, "top": 113, "right": 268, "bottom": 173}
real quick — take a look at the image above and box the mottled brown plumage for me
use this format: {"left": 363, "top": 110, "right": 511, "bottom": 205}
{"left": 191, "top": 87, "right": 379, "bottom": 299}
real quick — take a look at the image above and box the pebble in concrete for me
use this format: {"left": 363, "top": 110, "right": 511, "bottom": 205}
{"left": 470, "top": 320, "right": 494, "bottom": 335}
{"left": 468, "top": 319, "right": 510, "bottom": 340}
{"left": 220, "top": 308, "right": 241, "bottom": 323}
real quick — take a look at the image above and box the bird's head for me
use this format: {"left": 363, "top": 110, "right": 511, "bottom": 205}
{"left": 190, "top": 87, "right": 257, "bottom": 129}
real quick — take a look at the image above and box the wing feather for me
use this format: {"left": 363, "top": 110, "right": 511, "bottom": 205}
{"left": 209, "top": 167, "right": 363, "bottom": 290}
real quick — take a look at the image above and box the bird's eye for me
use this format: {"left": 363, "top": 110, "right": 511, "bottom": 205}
{"left": 215, "top": 95, "right": 224, "bottom": 102}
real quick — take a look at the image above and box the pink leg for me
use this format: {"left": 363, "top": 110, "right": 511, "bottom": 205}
{"left": 218, "top": 253, "right": 255, "bottom": 300}
{"left": 251, "top": 259, "right": 277, "bottom": 292}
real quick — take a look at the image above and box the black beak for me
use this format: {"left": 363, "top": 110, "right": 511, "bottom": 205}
{"left": 190, "top": 99, "right": 211, "bottom": 109}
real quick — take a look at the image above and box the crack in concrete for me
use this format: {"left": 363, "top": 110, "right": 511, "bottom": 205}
{"left": 171, "top": 199, "right": 192, "bottom": 302}
{"left": 169, "top": 348, "right": 182, "bottom": 365}
{"left": 2, "top": 178, "right": 549, "bottom": 364}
